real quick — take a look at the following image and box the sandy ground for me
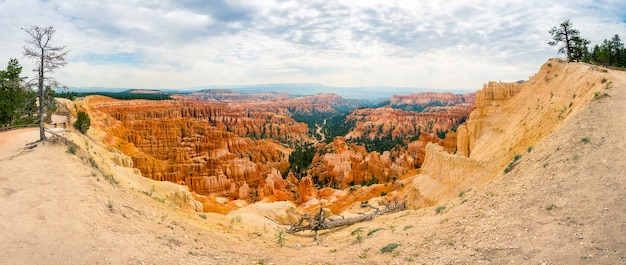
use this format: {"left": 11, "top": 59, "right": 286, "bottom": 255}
{"left": 0, "top": 64, "right": 625, "bottom": 264}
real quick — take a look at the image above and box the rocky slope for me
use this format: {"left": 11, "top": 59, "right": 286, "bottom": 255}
{"left": 406, "top": 58, "right": 614, "bottom": 206}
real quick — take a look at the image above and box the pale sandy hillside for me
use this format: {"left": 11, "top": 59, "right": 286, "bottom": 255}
{"left": 1, "top": 60, "right": 625, "bottom": 264}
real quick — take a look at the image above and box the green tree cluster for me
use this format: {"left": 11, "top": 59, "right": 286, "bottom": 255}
{"left": 287, "top": 142, "right": 316, "bottom": 178}
{"left": 549, "top": 20, "right": 626, "bottom": 67}
{"left": 589, "top": 34, "right": 626, "bottom": 67}
{"left": 74, "top": 111, "right": 90, "bottom": 134}
{"left": 0, "top": 59, "right": 30, "bottom": 126}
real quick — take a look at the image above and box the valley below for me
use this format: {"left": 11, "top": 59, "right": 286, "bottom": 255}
{"left": 1, "top": 59, "right": 625, "bottom": 264}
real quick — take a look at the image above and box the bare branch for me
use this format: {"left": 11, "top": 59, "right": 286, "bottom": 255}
{"left": 284, "top": 199, "right": 407, "bottom": 243}
{"left": 21, "top": 25, "right": 68, "bottom": 142}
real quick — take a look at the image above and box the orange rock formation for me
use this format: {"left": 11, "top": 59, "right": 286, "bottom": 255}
{"left": 85, "top": 96, "right": 309, "bottom": 205}
{"left": 407, "top": 59, "right": 609, "bottom": 207}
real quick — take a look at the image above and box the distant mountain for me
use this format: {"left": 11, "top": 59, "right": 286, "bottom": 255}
{"left": 186, "top": 83, "right": 474, "bottom": 100}
{"left": 61, "top": 83, "right": 474, "bottom": 100}
{"left": 123, "top": 89, "right": 168, "bottom": 95}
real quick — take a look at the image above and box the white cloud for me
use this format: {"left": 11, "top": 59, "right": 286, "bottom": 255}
{"left": 1, "top": 0, "right": 625, "bottom": 91}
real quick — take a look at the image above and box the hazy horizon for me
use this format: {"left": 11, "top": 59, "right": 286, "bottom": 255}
{"left": 60, "top": 83, "right": 476, "bottom": 100}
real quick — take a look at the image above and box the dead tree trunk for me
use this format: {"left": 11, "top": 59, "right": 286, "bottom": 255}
{"left": 286, "top": 199, "right": 406, "bottom": 243}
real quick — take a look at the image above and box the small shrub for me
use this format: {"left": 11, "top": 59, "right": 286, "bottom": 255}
{"left": 581, "top": 137, "right": 590, "bottom": 143}
{"left": 594, "top": 91, "right": 609, "bottom": 100}
{"left": 403, "top": 225, "right": 414, "bottom": 231}
{"left": 504, "top": 154, "right": 522, "bottom": 173}
{"left": 545, "top": 204, "right": 557, "bottom": 211}
{"left": 67, "top": 144, "right": 77, "bottom": 154}
{"left": 601, "top": 77, "right": 607, "bottom": 83}
{"left": 106, "top": 198, "right": 113, "bottom": 210}
{"left": 380, "top": 191, "right": 387, "bottom": 197}
{"left": 198, "top": 214, "right": 207, "bottom": 219}
{"left": 104, "top": 174, "right": 119, "bottom": 185}
{"left": 435, "top": 205, "right": 446, "bottom": 214}
{"left": 380, "top": 243, "right": 401, "bottom": 253}
{"left": 231, "top": 215, "right": 242, "bottom": 224}
{"left": 527, "top": 146, "right": 533, "bottom": 153}
{"left": 352, "top": 227, "right": 365, "bottom": 243}
{"left": 88, "top": 157, "right": 98, "bottom": 169}
{"left": 74, "top": 111, "right": 91, "bottom": 134}
{"left": 275, "top": 229, "right": 286, "bottom": 247}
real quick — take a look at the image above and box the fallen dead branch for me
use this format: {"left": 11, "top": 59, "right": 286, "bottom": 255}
{"left": 285, "top": 198, "right": 406, "bottom": 244}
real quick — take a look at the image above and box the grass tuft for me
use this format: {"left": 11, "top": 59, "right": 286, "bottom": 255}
{"left": 67, "top": 144, "right": 77, "bottom": 155}
{"left": 594, "top": 91, "right": 609, "bottom": 100}
{"left": 367, "top": 227, "right": 384, "bottom": 236}
{"left": 504, "top": 154, "right": 522, "bottom": 173}
{"left": 380, "top": 243, "right": 401, "bottom": 253}
{"left": 104, "top": 174, "right": 119, "bottom": 185}
{"left": 275, "top": 229, "right": 286, "bottom": 247}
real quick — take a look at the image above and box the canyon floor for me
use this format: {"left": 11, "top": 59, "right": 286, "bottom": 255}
{"left": 1, "top": 63, "right": 626, "bottom": 264}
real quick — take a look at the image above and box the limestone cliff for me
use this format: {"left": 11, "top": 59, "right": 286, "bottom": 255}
{"left": 345, "top": 106, "right": 472, "bottom": 141}
{"left": 389, "top": 92, "right": 475, "bottom": 112}
{"left": 408, "top": 59, "right": 611, "bottom": 206}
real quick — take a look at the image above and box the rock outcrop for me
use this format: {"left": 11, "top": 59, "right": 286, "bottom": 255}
{"left": 85, "top": 96, "right": 309, "bottom": 207}
{"left": 345, "top": 104, "right": 473, "bottom": 141}
{"left": 408, "top": 59, "right": 611, "bottom": 207}
{"left": 389, "top": 92, "right": 475, "bottom": 112}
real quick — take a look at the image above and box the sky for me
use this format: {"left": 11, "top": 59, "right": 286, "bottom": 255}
{"left": 1, "top": 0, "right": 625, "bottom": 92}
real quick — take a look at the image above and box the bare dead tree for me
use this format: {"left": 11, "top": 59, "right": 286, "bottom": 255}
{"left": 22, "top": 26, "right": 68, "bottom": 141}
{"left": 285, "top": 199, "right": 406, "bottom": 244}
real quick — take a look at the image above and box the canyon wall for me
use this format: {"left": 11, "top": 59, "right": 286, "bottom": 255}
{"left": 345, "top": 106, "right": 472, "bottom": 140}
{"left": 408, "top": 59, "right": 611, "bottom": 206}
{"left": 389, "top": 92, "right": 476, "bottom": 112}
{"left": 85, "top": 96, "right": 310, "bottom": 205}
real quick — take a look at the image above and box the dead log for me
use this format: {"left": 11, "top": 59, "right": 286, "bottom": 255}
{"left": 286, "top": 199, "right": 406, "bottom": 243}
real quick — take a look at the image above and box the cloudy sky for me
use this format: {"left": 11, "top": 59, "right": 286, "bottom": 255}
{"left": 1, "top": 0, "right": 625, "bottom": 91}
